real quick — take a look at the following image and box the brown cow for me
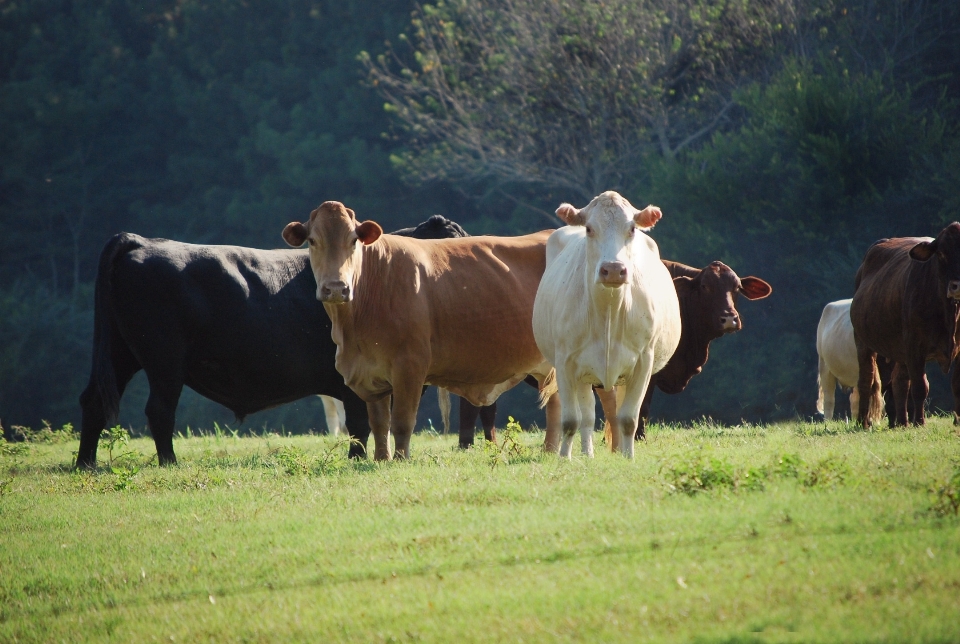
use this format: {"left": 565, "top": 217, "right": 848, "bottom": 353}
{"left": 603, "top": 260, "right": 771, "bottom": 449}
{"left": 282, "top": 201, "right": 553, "bottom": 460}
{"left": 850, "top": 223, "right": 960, "bottom": 428}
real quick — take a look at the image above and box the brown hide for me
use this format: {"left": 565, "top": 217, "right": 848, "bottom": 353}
{"left": 637, "top": 260, "right": 771, "bottom": 436}
{"left": 284, "top": 201, "right": 552, "bottom": 459}
{"left": 850, "top": 224, "right": 960, "bottom": 428}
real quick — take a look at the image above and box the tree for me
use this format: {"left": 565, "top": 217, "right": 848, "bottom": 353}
{"left": 362, "top": 0, "right": 800, "bottom": 201}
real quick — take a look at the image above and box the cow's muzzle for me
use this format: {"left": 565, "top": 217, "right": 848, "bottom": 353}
{"left": 318, "top": 281, "right": 351, "bottom": 303}
{"left": 720, "top": 313, "right": 741, "bottom": 333}
{"left": 598, "top": 261, "right": 628, "bottom": 287}
{"left": 948, "top": 280, "right": 960, "bottom": 300}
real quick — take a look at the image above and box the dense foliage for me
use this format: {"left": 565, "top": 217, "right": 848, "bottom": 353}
{"left": 2, "top": 0, "right": 960, "bottom": 432}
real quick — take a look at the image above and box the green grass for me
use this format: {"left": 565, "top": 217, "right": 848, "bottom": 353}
{"left": 2, "top": 418, "right": 959, "bottom": 642}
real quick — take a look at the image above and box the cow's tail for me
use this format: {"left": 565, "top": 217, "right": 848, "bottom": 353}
{"left": 538, "top": 369, "right": 558, "bottom": 408}
{"left": 865, "top": 365, "right": 885, "bottom": 426}
{"left": 90, "top": 233, "right": 141, "bottom": 428}
{"left": 815, "top": 355, "right": 826, "bottom": 416}
{"left": 437, "top": 387, "right": 451, "bottom": 434}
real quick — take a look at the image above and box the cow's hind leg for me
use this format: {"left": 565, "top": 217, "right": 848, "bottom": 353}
{"left": 854, "top": 340, "right": 881, "bottom": 429}
{"left": 143, "top": 371, "right": 184, "bottom": 466}
{"left": 77, "top": 350, "right": 140, "bottom": 469}
{"left": 480, "top": 403, "right": 497, "bottom": 444}
{"left": 458, "top": 399, "right": 481, "bottom": 449}
{"left": 817, "top": 355, "right": 837, "bottom": 421}
{"left": 340, "top": 391, "right": 371, "bottom": 459}
{"left": 595, "top": 387, "right": 618, "bottom": 452}
{"left": 575, "top": 383, "right": 596, "bottom": 457}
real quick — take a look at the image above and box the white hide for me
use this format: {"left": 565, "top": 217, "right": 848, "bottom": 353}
{"left": 533, "top": 191, "right": 681, "bottom": 458}
{"left": 319, "top": 395, "right": 346, "bottom": 435}
{"left": 815, "top": 299, "right": 861, "bottom": 420}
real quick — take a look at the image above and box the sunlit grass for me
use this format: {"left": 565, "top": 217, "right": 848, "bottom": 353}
{"left": 1, "top": 418, "right": 959, "bottom": 642}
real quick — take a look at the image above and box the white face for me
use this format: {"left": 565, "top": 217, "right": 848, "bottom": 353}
{"left": 556, "top": 191, "right": 661, "bottom": 289}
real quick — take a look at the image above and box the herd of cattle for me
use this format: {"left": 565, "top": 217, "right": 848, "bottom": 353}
{"left": 75, "top": 190, "right": 959, "bottom": 468}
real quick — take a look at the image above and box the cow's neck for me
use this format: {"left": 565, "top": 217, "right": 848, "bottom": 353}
{"left": 657, "top": 297, "right": 716, "bottom": 392}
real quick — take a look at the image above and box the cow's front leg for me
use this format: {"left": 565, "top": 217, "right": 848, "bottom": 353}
{"left": 906, "top": 358, "right": 928, "bottom": 426}
{"left": 555, "top": 369, "right": 583, "bottom": 459}
{"left": 389, "top": 375, "right": 424, "bottom": 460}
{"left": 618, "top": 351, "right": 656, "bottom": 459}
{"left": 367, "top": 397, "right": 392, "bottom": 461}
{"left": 340, "top": 392, "right": 370, "bottom": 459}
{"left": 576, "top": 382, "right": 596, "bottom": 457}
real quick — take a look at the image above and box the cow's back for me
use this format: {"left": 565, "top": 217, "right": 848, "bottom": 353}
{"left": 110, "top": 238, "right": 341, "bottom": 414}
{"left": 335, "top": 231, "right": 552, "bottom": 403}
{"left": 851, "top": 237, "right": 929, "bottom": 363}
{"left": 817, "top": 299, "right": 858, "bottom": 388}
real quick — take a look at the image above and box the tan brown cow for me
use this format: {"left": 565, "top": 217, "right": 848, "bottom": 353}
{"left": 282, "top": 201, "right": 554, "bottom": 460}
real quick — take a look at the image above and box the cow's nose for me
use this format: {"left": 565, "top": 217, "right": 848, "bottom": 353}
{"left": 319, "top": 281, "right": 351, "bottom": 303}
{"left": 949, "top": 280, "right": 960, "bottom": 299}
{"left": 720, "top": 313, "right": 740, "bottom": 332}
{"left": 598, "top": 261, "right": 628, "bottom": 286}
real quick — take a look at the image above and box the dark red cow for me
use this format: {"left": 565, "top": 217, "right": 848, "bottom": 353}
{"left": 636, "top": 261, "right": 771, "bottom": 438}
{"left": 850, "top": 224, "right": 960, "bottom": 428}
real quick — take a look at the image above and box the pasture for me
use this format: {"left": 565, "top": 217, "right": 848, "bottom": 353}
{"left": 2, "top": 418, "right": 959, "bottom": 643}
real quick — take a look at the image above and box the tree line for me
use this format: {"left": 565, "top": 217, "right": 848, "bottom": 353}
{"left": 2, "top": 0, "right": 959, "bottom": 433}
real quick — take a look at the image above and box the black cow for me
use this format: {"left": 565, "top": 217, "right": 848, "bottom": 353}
{"left": 77, "top": 216, "right": 467, "bottom": 468}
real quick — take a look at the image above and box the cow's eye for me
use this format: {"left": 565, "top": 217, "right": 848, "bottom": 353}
{"left": 629, "top": 226, "right": 636, "bottom": 237}
{"left": 307, "top": 238, "right": 315, "bottom": 247}
{"left": 585, "top": 226, "right": 593, "bottom": 236}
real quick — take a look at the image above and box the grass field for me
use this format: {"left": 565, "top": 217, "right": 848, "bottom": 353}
{"left": 1, "top": 418, "right": 959, "bottom": 643}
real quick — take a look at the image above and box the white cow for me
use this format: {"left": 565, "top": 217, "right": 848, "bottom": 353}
{"left": 533, "top": 191, "right": 681, "bottom": 458}
{"left": 815, "top": 299, "right": 860, "bottom": 420}
{"left": 816, "top": 298, "right": 886, "bottom": 422}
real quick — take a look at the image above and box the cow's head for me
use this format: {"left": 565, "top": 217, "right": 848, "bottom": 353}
{"left": 673, "top": 262, "right": 772, "bottom": 338}
{"left": 909, "top": 222, "right": 960, "bottom": 301}
{"left": 556, "top": 191, "right": 662, "bottom": 289}
{"left": 281, "top": 201, "right": 382, "bottom": 303}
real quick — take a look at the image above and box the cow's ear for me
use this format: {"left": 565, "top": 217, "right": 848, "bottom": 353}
{"left": 909, "top": 240, "right": 937, "bottom": 261}
{"left": 673, "top": 275, "right": 695, "bottom": 295}
{"left": 556, "top": 203, "right": 584, "bottom": 226}
{"left": 634, "top": 205, "right": 662, "bottom": 230}
{"left": 356, "top": 220, "right": 383, "bottom": 245}
{"left": 282, "top": 222, "right": 308, "bottom": 247}
{"left": 739, "top": 277, "right": 772, "bottom": 300}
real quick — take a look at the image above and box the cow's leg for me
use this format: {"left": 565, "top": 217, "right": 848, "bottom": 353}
{"left": 952, "top": 360, "right": 960, "bottom": 426}
{"left": 458, "top": 398, "right": 480, "bottom": 449}
{"left": 618, "top": 351, "right": 656, "bottom": 459}
{"left": 595, "top": 387, "right": 618, "bottom": 452}
{"left": 906, "top": 358, "right": 928, "bottom": 426}
{"left": 320, "top": 396, "right": 344, "bottom": 436}
{"left": 849, "top": 387, "right": 860, "bottom": 422}
{"left": 389, "top": 376, "right": 424, "bottom": 460}
{"left": 556, "top": 369, "right": 583, "bottom": 459}
{"left": 636, "top": 384, "right": 655, "bottom": 440}
{"left": 340, "top": 392, "right": 370, "bottom": 459}
{"left": 143, "top": 370, "right": 184, "bottom": 466}
{"left": 366, "top": 397, "right": 391, "bottom": 461}
{"left": 854, "top": 341, "right": 880, "bottom": 429}
{"left": 575, "top": 383, "right": 596, "bottom": 457}
{"left": 77, "top": 353, "right": 140, "bottom": 469}
{"left": 480, "top": 403, "right": 497, "bottom": 444}
{"left": 890, "top": 363, "right": 909, "bottom": 427}
{"left": 817, "top": 355, "right": 837, "bottom": 420}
